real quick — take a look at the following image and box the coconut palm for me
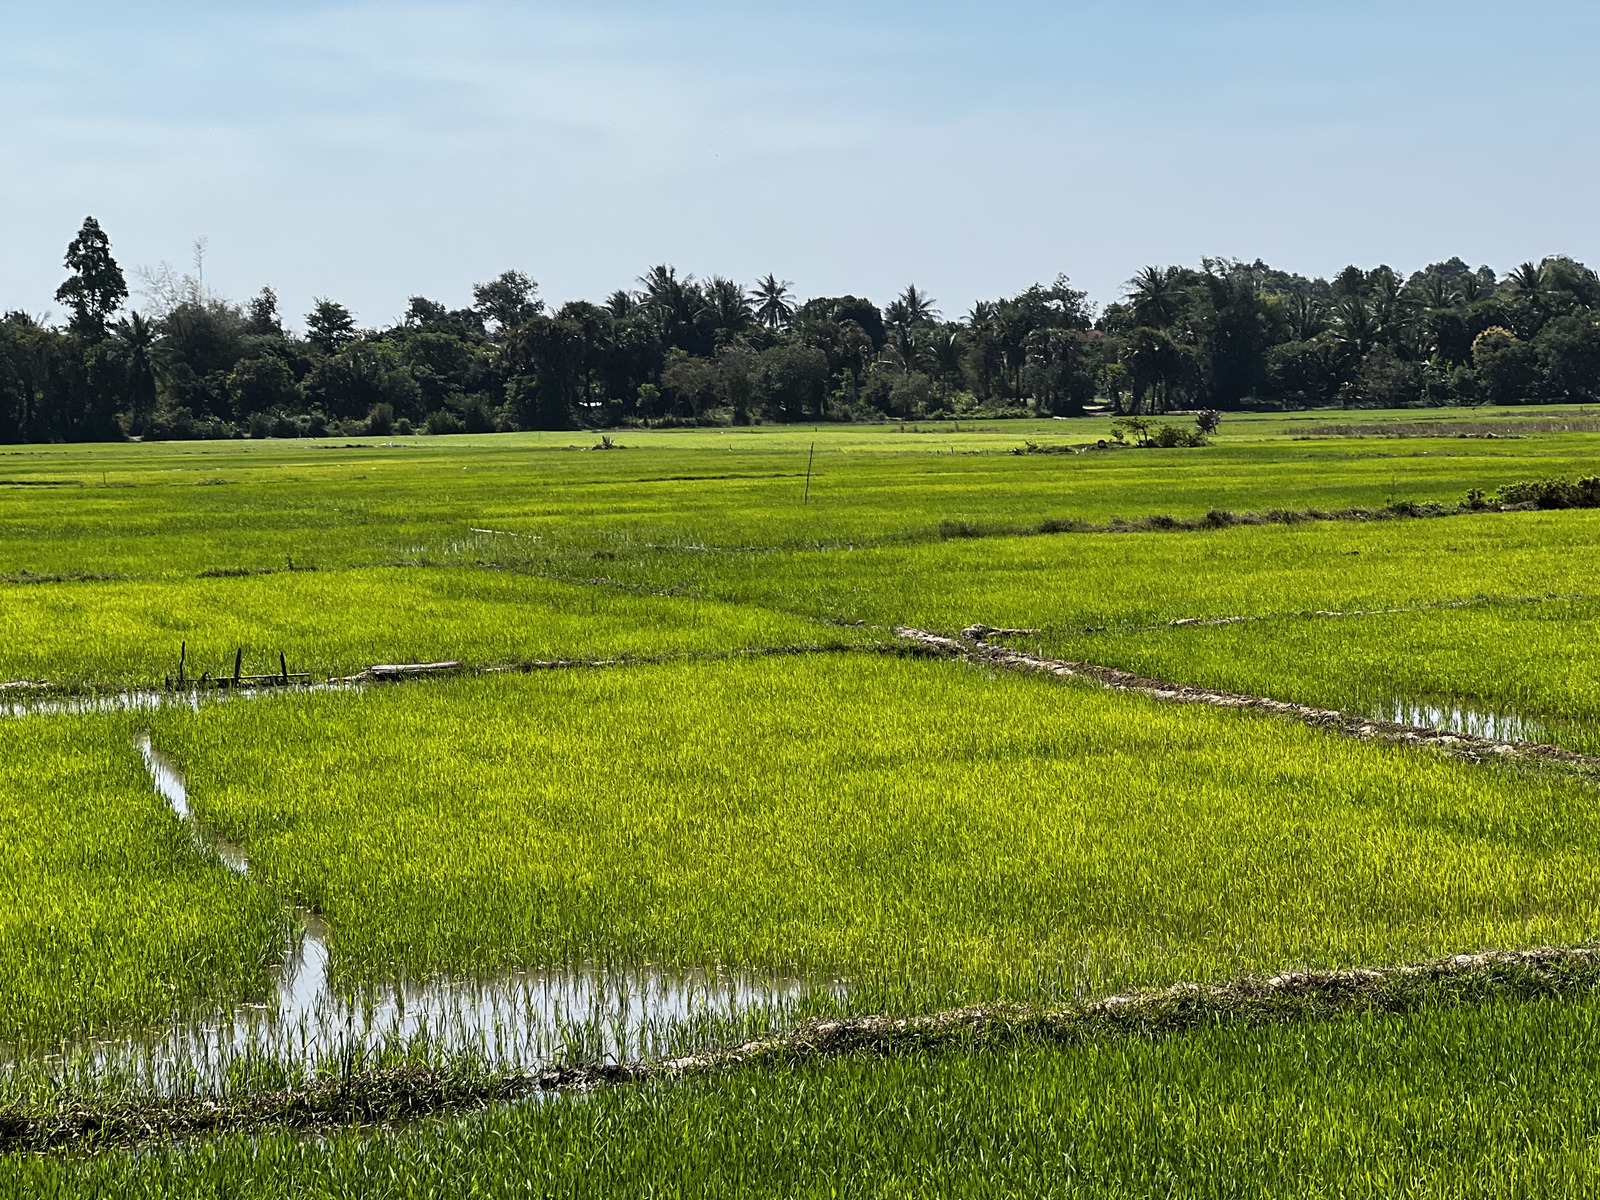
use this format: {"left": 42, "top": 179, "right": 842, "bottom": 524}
{"left": 751, "top": 274, "right": 795, "bottom": 332}
{"left": 1503, "top": 261, "right": 1547, "bottom": 308}
{"left": 701, "top": 276, "right": 753, "bottom": 344}
{"left": 895, "top": 285, "right": 939, "bottom": 325}
{"left": 1125, "top": 265, "right": 1184, "bottom": 329}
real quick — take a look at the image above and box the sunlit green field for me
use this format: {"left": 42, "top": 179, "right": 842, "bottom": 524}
{"left": 0, "top": 715, "right": 282, "bottom": 1051}
{"left": 0, "top": 567, "right": 868, "bottom": 688}
{"left": 8, "top": 414, "right": 1600, "bottom": 1191}
{"left": 4, "top": 412, "right": 1600, "bottom": 584}
{"left": 148, "top": 658, "right": 1600, "bottom": 1003}
{"left": 1027, "top": 596, "right": 1600, "bottom": 752}
{"left": 14, "top": 997, "right": 1600, "bottom": 1198}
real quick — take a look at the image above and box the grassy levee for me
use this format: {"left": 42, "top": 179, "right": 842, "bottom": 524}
{"left": 3, "top": 421, "right": 1600, "bottom": 581}
{"left": 148, "top": 657, "right": 1600, "bottom": 1004}
{"left": 12, "top": 997, "right": 1600, "bottom": 1195}
{"left": 0, "top": 568, "right": 875, "bottom": 688}
{"left": 1022, "top": 596, "right": 1600, "bottom": 754}
{"left": 0, "top": 715, "right": 284, "bottom": 1052}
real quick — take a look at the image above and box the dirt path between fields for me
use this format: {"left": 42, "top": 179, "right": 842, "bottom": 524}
{"left": 895, "top": 625, "right": 1600, "bottom": 771}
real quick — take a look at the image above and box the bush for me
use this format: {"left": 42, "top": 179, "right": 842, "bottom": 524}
{"left": 1493, "top": 476, "right": 1600, "bottom": 509}
{"left": 425, "top": 409, "right": 466, "bottom": 436}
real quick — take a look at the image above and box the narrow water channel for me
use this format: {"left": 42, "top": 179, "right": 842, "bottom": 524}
{"left": 32, "top": 737, "right": 827, "bottom": 1094}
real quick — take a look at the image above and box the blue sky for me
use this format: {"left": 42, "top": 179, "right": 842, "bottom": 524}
{"left": 3, "top": 1, "right": 1598, "bottom": 326}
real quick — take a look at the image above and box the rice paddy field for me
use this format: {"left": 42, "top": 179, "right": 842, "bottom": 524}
{"left": 7, "top": 409, "right": 1600, "bottom": 1195}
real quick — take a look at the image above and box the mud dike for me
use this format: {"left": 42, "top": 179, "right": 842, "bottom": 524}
{"left": 896, "top": 625, "right": 1600, "bottom": 771}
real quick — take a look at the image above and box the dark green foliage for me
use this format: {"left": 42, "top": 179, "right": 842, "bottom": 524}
{"left": 1492, "top": 475, "right": 1600, "bottom": 509}
{"left": 13, "top": 218, "right": 1600, "bottom": 441}
{"left": 54, "top": 216, "right": 127, "bottom": 339}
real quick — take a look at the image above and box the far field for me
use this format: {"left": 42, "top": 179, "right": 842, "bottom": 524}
{"left": 5, "top": 409, "right": 1600, "bottom": 1192}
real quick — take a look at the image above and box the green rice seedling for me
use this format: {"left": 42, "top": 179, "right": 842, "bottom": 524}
{"left": 570, "top": 504, "right": 1600, "bottom": 628}
{"left": 1024, "top": 595, "right": 1600, "bottom": 753}
{"left": 4, "top": 419, "right": 1599, "bottom": 581}
{"left": 0, "top": 714, "right": 284, "bottom": 1052}
{"left": 0, "top": 567, "right": 876, "bottom": 689}
{"left": 148, "top": 656, "right": 1600, "bottom": 1010}
{"left": 12, "top": 994, "right": 1600, "bottom": 1195}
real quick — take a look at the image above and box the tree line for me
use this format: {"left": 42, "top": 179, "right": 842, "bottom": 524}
{"left": 4, "top": 217, "right": 1599, "bottom": 441}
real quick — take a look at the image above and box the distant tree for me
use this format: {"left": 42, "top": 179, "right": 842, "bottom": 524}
{"left": 227, "top": 354, "right": 301, "bottom": 419}
{"left": 660, "top": 352, "right": 718, "bottom": 419}
{"left": 472, "top": 270, "right": 543, "bottom": 337}
{"left": 886, "top": 284, "right": 939, "bottom": 328}
{"left": 55, "top": 217, "right": 128, "bottom": 339}
{"left": 700, "top": 276, "right": 753, "bottom": 345}
{"left": 1126, "top": 266, "right": 1184, "bottom": 329}
{"left": 605, "top": 290, "right": 640, "bottom": 319}
{"left": 115, "top": 312, "right": 159, "bottom": 434}
{"left": 245, "top": 287, "right": 284, "bottom": 336}
{"left": 1535, "top": 315, "right": 1600, "bottom": 400}
{"left": 755, "top": 342, "right": 829, "bottom": 421}
{"left": 1473, "top": 326, "right": 1538, "bottom": 404}
{"left": 715, "top": 342, "right": 759, "bottom": 425}
{"left": 751, "top": 274, "right": 795, "bottom": 332}
{"left": 638, "top": 265, "right": 704, "bottom": 352}
{"left": 306, "top": 300, "right": 356, "bottom": 353}
{"left": 404, "top": 296, "right": 449, "bottom": 328}
{"left": 1502, "top": 261, "right": 1546, "bottom": 307}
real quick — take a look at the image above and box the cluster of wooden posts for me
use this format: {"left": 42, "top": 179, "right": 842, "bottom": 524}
{"left": 167, "top": 642, "right": 312, "bottom": 691}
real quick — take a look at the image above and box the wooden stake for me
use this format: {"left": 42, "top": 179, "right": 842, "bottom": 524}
{"left": 803, "top": 442, "right": 815, "bottom": 506}
{"left": 178, "top": 641, "right": 186, "bottom": 688}
{"left": 233, "top": 648, "right": 243, "bottom": 687}
{"left": 280, "top": 652, "right": 289, "bottom": 686}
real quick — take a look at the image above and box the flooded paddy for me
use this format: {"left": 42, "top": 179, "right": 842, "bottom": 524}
{"left": 1, "top": 734, "right": 828, "bottom": 1097}
{"left": 1359, "top": 694, "right": 1600, "bottom": 756}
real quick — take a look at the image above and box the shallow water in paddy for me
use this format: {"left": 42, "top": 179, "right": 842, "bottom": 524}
{"left": 10, "top": 737, "right": 828, "bottom": 1095}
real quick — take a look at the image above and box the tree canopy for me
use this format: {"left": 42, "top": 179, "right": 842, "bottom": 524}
{"left": 6, "top": 219, "right": 1600, "bottom": 443}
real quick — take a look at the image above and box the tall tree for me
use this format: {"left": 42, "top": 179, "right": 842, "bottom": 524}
{"left": 701, "top": 276, "right": 753, "bottom": 345}
{"left": 306, "top": 300, "right": 357, "bottom": 353}
{"left": 55, "top": 217, "right": 127, "bottom": 340}
{"left": 472, "top": 270, "right": 543, "bottom": 337}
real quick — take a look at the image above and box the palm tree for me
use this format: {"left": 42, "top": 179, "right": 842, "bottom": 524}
{"left": 751, "top": 274, "right": 795, "bottom": 332}
{"left": 1331, "top": 293, "right": 1376, "bottom": 356}
{"left": 637, "top": 265, "right": 700, "bottom": 347}
{"left": 115, "top": 311, "right": 158, "bottom": 434}
{"left": 1503, "top": 261, "right": 1547, "bottom": 310}
{"left": 1286, "top": 294, "right": 1326, "bottom": 341}
{"left": 1415, "top": 274, "right": 1458, "bottom": 311}
{"left": 1125, "top": 265, "right": 1184, "bottom": 329}
{"left": 893, "top": 285, "right": 938, "bottom": 326}
{"left": 701, "top": 276, "right": 753, "bottom": 344}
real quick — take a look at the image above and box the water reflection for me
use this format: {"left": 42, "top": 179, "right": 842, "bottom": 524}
{"left": 41, "top": 736, "right": 826, "bottom": 1094}
{"left": 1366, "top": 697, "right": 1549, "bottom": 744}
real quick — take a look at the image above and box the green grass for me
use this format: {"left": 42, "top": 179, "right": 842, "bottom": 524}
{"left": 1024, "top": 596, "right": 1600, "bottom": 753}
{"left": 0, "top": 567, "right": 871, "bottom": 688}
{"left": 147, "top": 656, "right": 1600, "bottom": 1006}
{"left": 530, "top": 505, "right": 1600, "bottom": 630}
{"left": 0, "top": 715, "right": 283, "bottom": 1051}
{"left": 5, "top": 417, "right": 1600, "bottom": 582}
{"left": 8, "top": 415, "right": 1600, "bottom": 1186}
{"left": 13, "top": 995, "right": 1600, "bottom": 1197}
